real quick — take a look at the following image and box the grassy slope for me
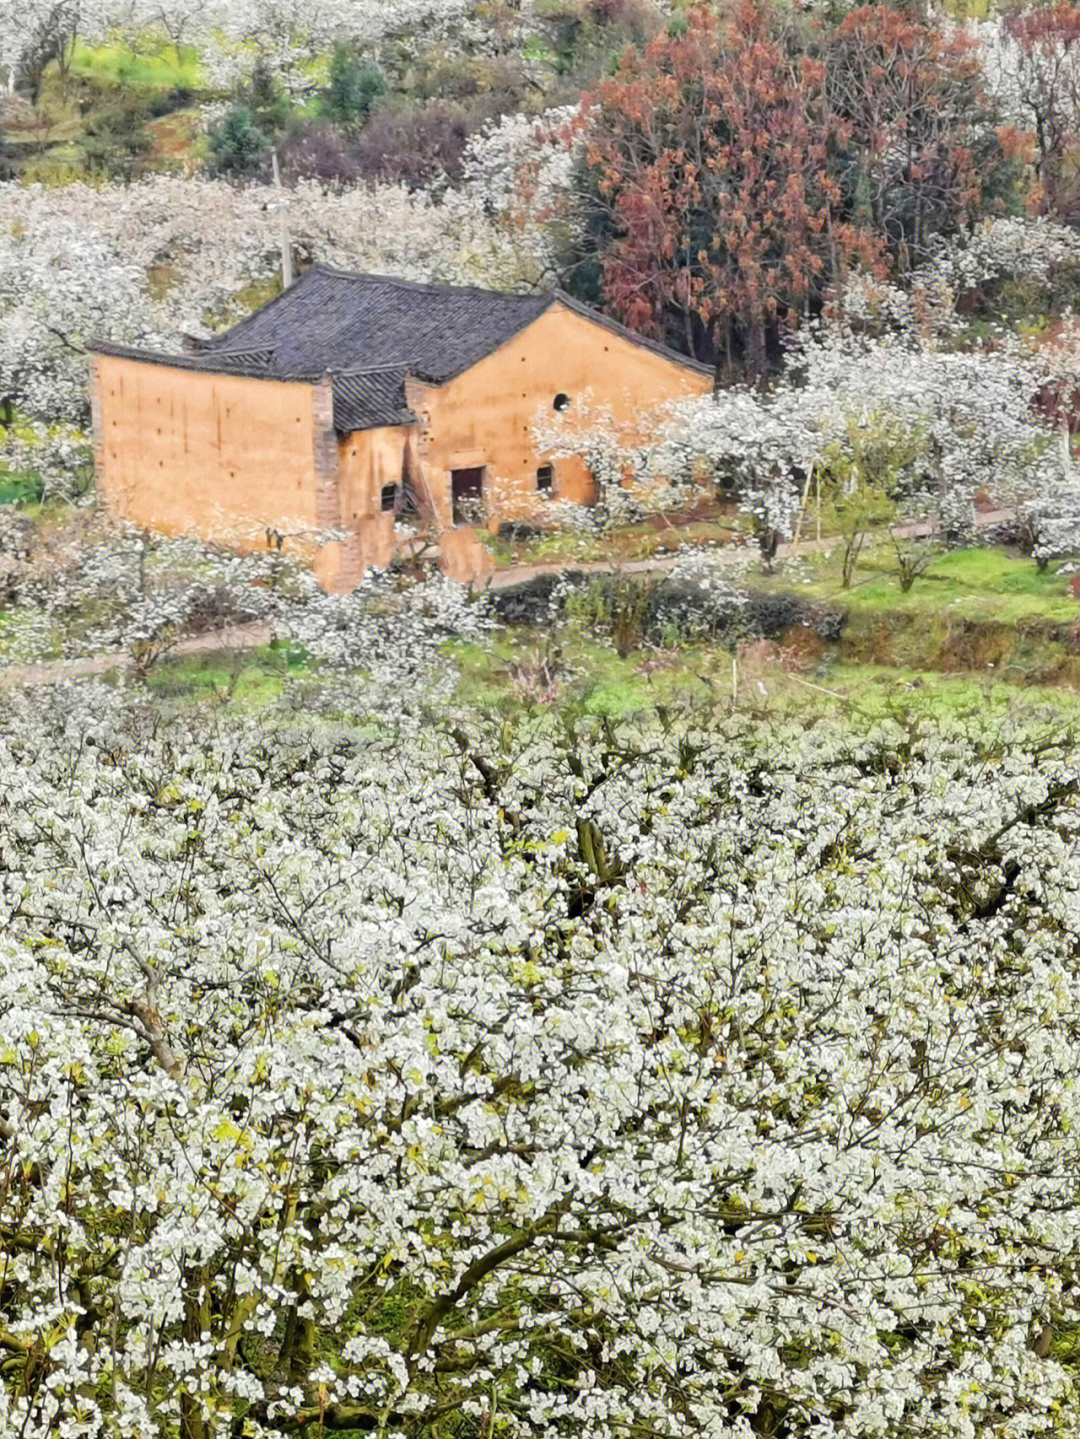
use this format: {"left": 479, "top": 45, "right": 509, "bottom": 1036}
{"left": 35, "top": 544, "right": 1075, "bottom": 719}
{"left": 762, "top": 545, "right": 1079, "bottom": 626}
{"left": 830, "top": 547, "right": 1078, "bottom": 625}
{"left": 67, "top": 39, "right": 203, "bottom": 90}
{"left": 443, "top": 545, "right": 1080, "bottom": 724}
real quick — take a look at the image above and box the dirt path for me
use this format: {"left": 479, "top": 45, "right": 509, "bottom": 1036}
{"left": 485, "top": 508, "right": 1017, "bottom": 590}
{"left": 0, "top": 622, "right": 272, "bottom": 688}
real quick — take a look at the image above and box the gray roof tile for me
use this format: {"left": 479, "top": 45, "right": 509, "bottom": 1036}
{"left": 205, "top": 265, "right": 553, "bottom": 384}
{"left": 332, "top": 368, "right": 415, "bottom": 431}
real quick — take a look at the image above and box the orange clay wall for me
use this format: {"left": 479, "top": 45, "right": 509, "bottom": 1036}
{"left": 91, "top": 355, "right": 332, "bottom": 543}
{"left": 337, "top": 426, "right": 412, "bottom": 523}
{"left": 416, "top": 303, "right": 713, "bottom": 526}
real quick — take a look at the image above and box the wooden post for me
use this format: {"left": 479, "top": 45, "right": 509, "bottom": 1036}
{"left": 791, "top": 463, "right": 814, "bottom": 550}
{"left": 272, "top": 150, "right": 293, "bottom": 290}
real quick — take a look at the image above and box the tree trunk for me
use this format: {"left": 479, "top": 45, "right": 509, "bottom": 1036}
{"left": 748, "top": 309, "right": 767, "bottom": 383}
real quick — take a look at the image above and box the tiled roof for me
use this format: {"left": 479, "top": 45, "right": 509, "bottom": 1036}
{"left": 91, "top": 342, "right": 414, "bottom": 432}
{"left": 332, "top": 368, "right": 415, "bottom": 431}
{"left": 203, "top": 266, "right": 554, "bottom": 384}
{"left": 91, "top": 266, "right": 712, "bottom": 432}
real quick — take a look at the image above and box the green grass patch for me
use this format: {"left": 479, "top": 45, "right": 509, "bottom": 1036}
{"left": 67, "top": 39, "right": 204, "bottom": 92}
{"left": 143, "top": 641, "right": 309, "bottom": 705}
{"left": 451, "top": 630, "right": 743, "bottom": 719}
{"left": 495, "top": 518, "right": 741, "bottom": 570}
{"left": 807, "top": 660, "right": 1080, "bottom": 727}
{"left": 765, "top": 544, "right": 1080, "bottom": 626}
{"left": 0, "top": 474, "right": 43, "bottom": 506}
{"left": 449, "top": 618, "right": 1080, "bottom": 730}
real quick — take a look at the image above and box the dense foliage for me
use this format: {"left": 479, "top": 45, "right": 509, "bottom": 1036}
{"left": 575, "top": 0, "right": 1006, "bottom": 370}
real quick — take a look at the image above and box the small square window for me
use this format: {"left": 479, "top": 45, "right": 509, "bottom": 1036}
{"left": 380, "top": 483, "right": 397, "bottom": 513}
{"left": 536, "top": 464, "right": 554, "bottom": 494}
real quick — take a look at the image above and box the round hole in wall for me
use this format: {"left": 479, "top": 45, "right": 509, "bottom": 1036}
{"left": 553, "top": 393, "right": 571, "bottom": 412}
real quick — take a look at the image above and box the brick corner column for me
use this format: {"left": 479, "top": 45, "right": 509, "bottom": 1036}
{"left": 312, "top": 377, "right": 341, "bottom": 530}
{"left": 88, "top": 355, "right": 107, "bottom": 494}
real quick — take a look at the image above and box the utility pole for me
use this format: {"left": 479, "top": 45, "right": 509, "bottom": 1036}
{"left": 271, "top": 149, "right": 293, "bottom": 290}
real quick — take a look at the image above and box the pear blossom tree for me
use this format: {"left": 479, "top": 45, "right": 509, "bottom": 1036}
{"left": 912, "top": 215, "right": 1080, "bottom": 298}
{"left": 3, "top": 687, "right": 1080, "bottom": 1435}
{"left": 533, "top": 316, "right": 1067, "bottom": 577}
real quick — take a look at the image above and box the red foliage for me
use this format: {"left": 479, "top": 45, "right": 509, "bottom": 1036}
{"left": 826, "top": 5, "right": 989, "bottom": 261}
{"left": 1006, "top": 0, "right": 1080, "bottom": 50}
{"left": 1002, "top": 0, "right": 1080, "bottom": 215}
{"left": 580, "top": 0, "right": 1003, "bottom": 374}
{"left": 583, "top": 1, "right": 882, "bottom": 375}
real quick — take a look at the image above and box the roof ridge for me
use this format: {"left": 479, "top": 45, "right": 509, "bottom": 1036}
{"left": 88, "top": 339, "right": 322, "bottom": 381}
{"left": 205, "top": 267, "right": 322, "bottom": 348}
{"left": 306, "top": 261, "right": 554, "bottom": 304}
{"left": 331, "top": 362, "right": 410, "bottom": 376}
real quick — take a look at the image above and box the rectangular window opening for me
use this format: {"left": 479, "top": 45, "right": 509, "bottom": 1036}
{"left": 451, "top": 466, "right": 485, "bottom": 525}
{"left": 536, "top": 464, "right": 554, "bottom": 495}
{"left": 380, "top": 483, "right": 397, "bottom": 513}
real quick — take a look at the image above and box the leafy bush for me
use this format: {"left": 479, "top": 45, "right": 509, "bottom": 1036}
{"left": 145, "top": 86, "right": 196, "bottom": 119}
{"left": 323, "top": 42, "right": 385, "bottom": 123}
{"left": 0, "top": 472, "right": 43, "bottom": 505}
{"left": 352, "top": 99, "right": 470, "bottom": 186}
{"left": 280, "top": 119, "right": 363, "bottom": 185}
{"left": 206, "top": 104, "right": 270, "bottom": 176}
{"left": 75, "top": 97, "right": 153, "bottom": 180}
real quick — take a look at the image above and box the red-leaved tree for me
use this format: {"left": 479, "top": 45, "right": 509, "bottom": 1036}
{"left": 580, "top": 0, "right": 881, "bottom": 378}
{"left": 827, "top": 6, "right": 996, "bottom": 266}
{"left": 1003, "top": 0, "right": 1080, "bottom": 217}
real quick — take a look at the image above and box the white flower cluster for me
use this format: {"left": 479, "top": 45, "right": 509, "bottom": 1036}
{"left": 914, "top": 217, "right": 1080, "bottom": 294}
{"left": 0, "top": 417, "right": 94, "bottom": 504}
{"left": 0, "top": 0, "right": 521, "bottom": 97}
{"left": 2, "top": 693, "right": 1080, "bottom": 1435}
{"left": 0, "top": 527, "right": 496, "bottom": 712}
{"left": 459, "top": 105, "right": 585, "bottom": 270}
{"left": 537, "top": 321, "right": 1066, "bottom": 544}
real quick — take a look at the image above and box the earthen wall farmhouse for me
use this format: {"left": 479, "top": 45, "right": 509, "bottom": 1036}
{"left": 90, "top": 266, "right": 711, "bottom": 585}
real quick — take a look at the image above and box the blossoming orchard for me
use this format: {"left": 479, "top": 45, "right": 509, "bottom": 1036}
{"left": 8, "top": 0, "right": 1080, "bottom": 1435}
{"left": 1, "top": 686, "right": 1080, "bottom": 1439}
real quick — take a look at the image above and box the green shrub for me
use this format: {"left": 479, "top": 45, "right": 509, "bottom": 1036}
{"left": 323, "top": 43, "right": 385, "bottom": 123}
{"left": 244, "top": 57, "right": 290, "bottom": 135}
{"left": 76, "top": 98, "right": 152, "bottom": 180}
{"left": 207, "top": 105, "right": 269, "bottom": 176}
{"left": 0, "top": 473, "right": 43, "bottom": 505}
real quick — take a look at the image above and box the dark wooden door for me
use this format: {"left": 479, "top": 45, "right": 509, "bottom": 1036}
{"left": 451, "top": 467, "right": 484, "bottom": 524}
